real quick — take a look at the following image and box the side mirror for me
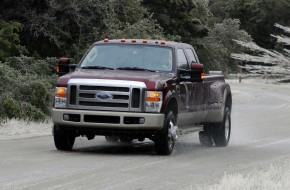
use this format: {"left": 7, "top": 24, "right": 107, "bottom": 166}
{"left": 56, "top": 57, "right": 70, "bottom": 76}
{"left": 190, "top": 63, "right": 204, "bottom": 82}
{"left": 180, "top": 63, "right": 204, "bottom": 82}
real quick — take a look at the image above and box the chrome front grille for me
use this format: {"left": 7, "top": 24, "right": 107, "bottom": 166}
{"left": 66, "top": 79, "right": 146, "bottom": 112}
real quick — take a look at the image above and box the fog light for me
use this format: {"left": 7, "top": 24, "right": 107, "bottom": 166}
{"left": 63, "top": 114, "right": 70, "bottom": 121}
{"left": 139, "top": 118, "right": 145, "bottom": 124}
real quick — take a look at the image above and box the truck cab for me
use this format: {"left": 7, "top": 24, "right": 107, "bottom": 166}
{"left": 52, "top": 39, "right": 232, "bottom": 155}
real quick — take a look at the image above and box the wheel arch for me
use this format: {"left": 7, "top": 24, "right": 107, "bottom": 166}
{"left": 222, "top": 83, "right": 232, "bottom": 111}
{"left": 165, "top": 97, "right": 178, "bottom": 118}
{"left": 225, "top": 93, "right": 232, "bottom": 111}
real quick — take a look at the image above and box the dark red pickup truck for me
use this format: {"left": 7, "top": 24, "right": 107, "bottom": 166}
{"left": 52, "top": 39, "right": 232, "bottom": 155}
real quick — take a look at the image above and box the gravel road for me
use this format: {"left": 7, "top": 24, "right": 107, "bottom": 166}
{"left": 1, "top": 80, "right": 290, "bottom": 190}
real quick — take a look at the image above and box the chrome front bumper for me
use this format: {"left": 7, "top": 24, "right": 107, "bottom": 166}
{"left": 52, "top": 109, "right": 164, "bottom": 129}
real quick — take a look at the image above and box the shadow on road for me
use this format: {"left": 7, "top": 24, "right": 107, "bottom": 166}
{"left": 61, "top": 139, "right": 213, "bottom": 156}
{"left": 73, "top": 141, "right": 156, "bottom": 155}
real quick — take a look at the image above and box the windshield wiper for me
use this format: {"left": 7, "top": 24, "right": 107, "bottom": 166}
{"left": 116, "top": 67, "right": 156, "bottom": 72}
{"left": 80, "top": 66, "right": 114, "bottom": 70}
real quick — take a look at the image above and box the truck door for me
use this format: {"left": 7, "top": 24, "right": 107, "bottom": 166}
{"left": 185, "top": 48, "right": 205, "bottom": 123}
{"left": 176, "top": 48, "right": 195, "bottom": 127}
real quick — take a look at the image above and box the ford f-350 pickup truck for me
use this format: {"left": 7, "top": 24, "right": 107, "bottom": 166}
{"left": 52, "top": 39, "right": 232, "bottom": 155}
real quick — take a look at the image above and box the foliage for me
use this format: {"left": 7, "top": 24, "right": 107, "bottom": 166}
{"left": 143, "top": 0, "right": 210, "bottom": 42}
{"left": 0, "top": 0, "right": 164, "bottom": 62}
{"left": 0, "top": 57, "right": 57, "bottom": 121}
{"left": 209, "top": 0, "right": 290, "bottom": 49}
{"left": 1, "top": 0, "right": 106, "bottom": 59}
{"left": 0, "top": 19, "right": 27, "bottom": 62}
{"left": 6, "top": 56, "right": 58, "bottom": 76}
{"left": 197, "top": 19, "right": 252, "bottom": 73}
{"left": 210, "top": 19, "right": 252, "bottom": 52}
{"left": 98, "top": 0, "right": 164, "bottom": 40}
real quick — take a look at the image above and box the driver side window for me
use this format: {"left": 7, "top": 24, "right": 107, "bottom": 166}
{"left": 177, "top": 49, "right": 189, "bottom": 70}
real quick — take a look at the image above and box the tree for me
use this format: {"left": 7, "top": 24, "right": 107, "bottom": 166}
{"left": 209, "top": 0, "right": 290, "bottom": 49}
{"left": 98, "top": 0, "right": 164, "bottom": 40}
{"left": 0, "top": 19, "right": 27, "bottom": 62}
{"left": 0, "top": 56, "right": 57, "bottom": 121}
{"left": 197, "top": 18, "right": 252, "bottom": 73}
{"left": 142, "top": 0, "right": 210, "bottom": 42}
{"left": 0, "top": 0, "right": 164, "bottom": 61}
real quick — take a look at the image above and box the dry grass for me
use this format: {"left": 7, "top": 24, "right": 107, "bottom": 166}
{"left": 195, "top": 159, "right": 290, "bottom": 190}
{"left": 0, "top": 119, "right": 52, "bottom": 140}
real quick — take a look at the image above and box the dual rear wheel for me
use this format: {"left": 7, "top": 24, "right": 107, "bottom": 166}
{"left": 199, "top": 107, "right": 231, "bottom": 147}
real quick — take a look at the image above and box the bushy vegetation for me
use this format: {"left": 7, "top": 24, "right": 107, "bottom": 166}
{"left": 0, "top": 56, "right": 57, "bottom": 122}
{"left": 0, "top": 19, "right": 27, "bottom": 62}
{"left": 209, "top": 0, "right": 290, "bottom": 49}
{"left": 198, "top": 19, "right": 252, "bottom": 73}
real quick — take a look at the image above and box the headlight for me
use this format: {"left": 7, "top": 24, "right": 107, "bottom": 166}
{"left": 54, "top": 87, "right": 67, "bottom": 108}
{"left": 145, "top": 91, "right": 162, "bottom": 112}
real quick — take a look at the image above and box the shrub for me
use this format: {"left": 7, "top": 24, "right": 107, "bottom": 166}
{"left": 0, "top": 56, "right": 57, "bottom": 121}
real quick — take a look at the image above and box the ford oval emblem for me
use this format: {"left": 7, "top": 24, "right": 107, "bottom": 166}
{"left": 96, "top": 92, "right": 113, "bottom": 101}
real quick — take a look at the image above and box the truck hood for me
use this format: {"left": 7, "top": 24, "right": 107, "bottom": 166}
{"left": 57, "top": 69, "right": 175, "bottom": 90}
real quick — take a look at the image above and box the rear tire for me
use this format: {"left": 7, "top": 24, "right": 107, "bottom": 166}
{"left": 155, "top": 111, "right": 176, "bottom": 155}
{"left": 53, "top": 125, "right": 75, "bottom": 151}
{"left": 213, "top": 107, "right": 231, "bottom": 147}
{"left": 199, "top": 130, "right": 213, "bottom": 147}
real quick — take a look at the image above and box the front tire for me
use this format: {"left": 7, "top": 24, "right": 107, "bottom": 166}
{"left": 213, "top": 107, "right": 231, "bottom": 147}
{"left": 154, "top": 111, "right": 176, "bottom": 155}
{"left": 53, "top": 125, "right": 75, "bottom": 151}
{"left": 105, "top": 136, "right": 119, "bottom": 142}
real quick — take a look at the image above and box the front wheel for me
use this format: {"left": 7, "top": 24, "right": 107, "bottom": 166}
{"left": 105, "top": 136, "right": 119, "bottom": 142}
{"left": 213, "top": 107, "right": 231, "bottom": 147}
{"left": 154, "top": 111, "right": 177, "bottom": 155}
{"left": 53, "top": 125, "right": 75, "bottom": 151}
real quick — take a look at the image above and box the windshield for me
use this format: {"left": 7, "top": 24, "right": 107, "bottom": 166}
{"left": 80, "top": 44, "right": 173, "bottom": 72}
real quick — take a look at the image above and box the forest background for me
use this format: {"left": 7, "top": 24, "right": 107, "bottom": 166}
{"left": 0, "top": 0, "right": 289, "bottom": 121}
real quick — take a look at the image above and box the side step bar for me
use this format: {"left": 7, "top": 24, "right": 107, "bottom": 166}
{"left": 178, "top": 124, "right": 203, "bottom": 135}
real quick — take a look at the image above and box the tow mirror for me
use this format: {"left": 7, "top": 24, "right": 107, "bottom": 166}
{"left": 190, "top": 63, "right": 204, "bottom": 82}
{"left": 180, "top": 63, "right": 204, "bottom": 82}
{"left": 57, "top": 57, "right": 72, "bottom": 76}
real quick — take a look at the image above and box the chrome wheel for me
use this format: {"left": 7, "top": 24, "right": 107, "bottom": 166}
{"left": 168, "top": 121, "right": 174, "bottom": 150}
{"left": 168, "top": 120, "right": 178, "bottom": 150}
{"left": 225, "top": 112, "right": 230, "bottom": 141}
{"left": 155, "top": 111, "right": 177, "bottom": 155}
{"left": 213, "top": 107, "right": 231, "bottom": 147}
